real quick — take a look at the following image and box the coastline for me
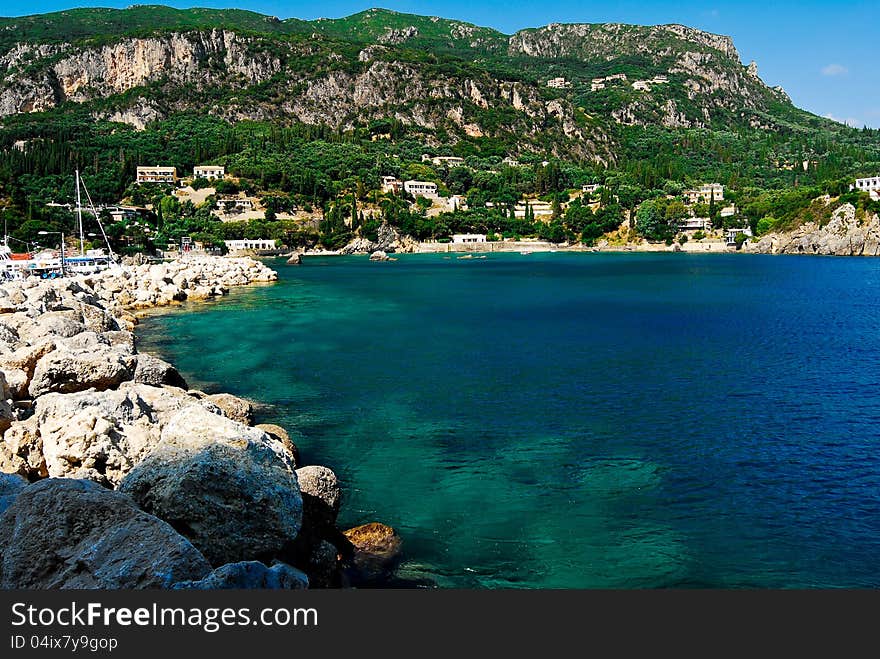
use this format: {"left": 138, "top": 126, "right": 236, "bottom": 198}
{"left": 0, "top": 256, "right": 402, "bottom": 589}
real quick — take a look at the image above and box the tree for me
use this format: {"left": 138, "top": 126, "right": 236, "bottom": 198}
{"left": 635, "top": 199, "right": 674, "bottom": 242}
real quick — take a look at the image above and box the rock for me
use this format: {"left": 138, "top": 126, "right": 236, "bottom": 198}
{"left": 296, "top": 465, "right": 342, "bottom": 530}
{"left": 0, "top": 371, "right": 13, "bottom": 435}
{"left": 205, "top": 392, "right": 254, "bottom": 424}
{"left": 133, "top": 353, "right": 189, "bottom": 389}
{"left": 173, "top": 561, "right": 309, "bottom": 590}
{"left": 0, "top": 478, "right": 211, "bottom": 588}
{"left": 286, "top": 253, "right": 302, "bottom": 265}
{"left": 301, "top": 540, "right": 341, "bottom": 589}
{"left": 33, "top": 383, "right": 199, "bottom": 486}
{"left": 0, "top": 417, "right": 45, "bottom": 479}
{"left": 342, "top": 522, "right": 403, "bottom": 586}
{"left": 29, "top": 344, "right": 136, "bottom": 397}
{"left": 1, "top": 368, "right": 27, "bottom": 400}
{"left": 256, "top": 423, "right": 300, "bottom": 464}
{"left": 119, "top": 405, "right": 302, "bottom": 566}
{"left": 0, "top": 472, "right": 27, "bottom": 514}
{"left": 369, "top": 250, "right": 389, "bottom": 261}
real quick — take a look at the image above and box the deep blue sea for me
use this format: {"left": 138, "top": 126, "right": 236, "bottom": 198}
{"left": 136, "top": 253, "right": 880, "bottom": 588}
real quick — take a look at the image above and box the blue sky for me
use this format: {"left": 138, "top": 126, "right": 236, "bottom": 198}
{"left": 4, "top": 1, "right": 878, "bottom": 128}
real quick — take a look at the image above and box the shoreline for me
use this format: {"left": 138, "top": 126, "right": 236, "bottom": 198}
{"left": 0, "top": 256, "right": 402, "bottom": 589}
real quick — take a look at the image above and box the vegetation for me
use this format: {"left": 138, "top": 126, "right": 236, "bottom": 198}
{"left": 0, "top": 6, "right": 877, "bottom": 252}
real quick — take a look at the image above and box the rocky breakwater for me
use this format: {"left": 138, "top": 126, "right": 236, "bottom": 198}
{"left": 744, "top": 204, "right": 880, "bottom": 256}
{"left": 0, "top": 256, "right": 402, "bottom": 589}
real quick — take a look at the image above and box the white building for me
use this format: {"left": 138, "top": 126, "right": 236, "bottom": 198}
{"left": 136, "top": 166, "right": 177, "bottom": 184}
{"left": 404, "top": 180, "right": 438, "bottom": 198}
{"left": 502, "top": 157, "right": 521, "bottom": 167}
{"left": 547, "top": 77, "right": 570, "bottom": 89}
{"left": 381, "top": 176, "right": 402, "bottom": 194}
{"left": 726, "top": 227, "right": 753, "bottom": 246}
{"left": 852, "top": 176, "right": 880, "bottom": 195}
{"left": 224, "top": 239, "right": 277, "bottom": 252}
{"left": 679, "top": 218, "right": 712, "bottom": 231}
{"left": 720, "top": 205, "right": 737, "bottom": 218}
{"left": 422, "top": 155, "right": 466, "bottom": 167}
{"left": 447, "top": 195, "right": 468, "bottom": 211}
{"left": 104, "top": 206, "right": 140, "bottom": 223}
{"left": 632, "top": 81, "right": 651, "bottom": 91}
{"left": 452, "top": 234, "right": 486, "bottom": 244}
{"left": 582, "top": 183, "right": 601, "bottom": 194}
{"left": 193, "top": 165, "right": 225, "bottom": 180}
{"left": 684, "top": 183, "right": 725, "bottom": 204}
{"left": 216, "top": 196, "right": 255, "bottom": 213}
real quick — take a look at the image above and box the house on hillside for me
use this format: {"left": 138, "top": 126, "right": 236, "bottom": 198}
{"left": 381, "top": 176, "right": 403, "bottom": 194}
{"left": 404, "top": 180, "right": 438, "bottom": 198}
{"left": 136, "top": 166, "right": 177, "bottom": 184}
{"left": 684, "top": 183, "right": 725, "bottom": 204}
{"left": 193, "top": 165, "right": 225, "bottom": 180}
{"left": 547, "top": 77, "right": 571, "bottom": 89}
{"left": 852, "top": 175, "right": 880, "bottom": 195}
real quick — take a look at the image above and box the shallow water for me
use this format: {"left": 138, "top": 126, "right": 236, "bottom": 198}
{"left": 137, "top": 253, "right": 880, "bottom": 588}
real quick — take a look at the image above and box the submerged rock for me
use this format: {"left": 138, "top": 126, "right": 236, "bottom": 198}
{"left": 0, "top": 478, "right": 211, "bottom": 588}
{"left": 173, "top": 561, "right": 308, "bottom": 590}
{"left": 342, "top": 522, "right": 403, "bottom": 586}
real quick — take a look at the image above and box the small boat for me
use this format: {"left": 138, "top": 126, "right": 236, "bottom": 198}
{"left": 457, "top": 254, "right": 473, "bottom": 260}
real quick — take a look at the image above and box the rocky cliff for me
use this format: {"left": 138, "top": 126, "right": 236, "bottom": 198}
{"left": 0, "top": 27, "right": 611, "bottom": 160}
{"left": 0, "top": 6, "right": 833, "bottom": 160}
{"left": 744, "top": 204, "right": 880, "bottom": 256}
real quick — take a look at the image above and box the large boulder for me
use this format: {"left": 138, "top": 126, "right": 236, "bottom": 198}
{"left": 173, "top": 561, "right": 308, "bottom": 590}
{"left": 133, "top": 353, "right": 188, "bottom": 389}
{"left": 204, "top": 392, "right": 254, "bottom": 425}
{"left": 119, "top": 405, "right": 302, "bottom": 566}
{"left": 29, "top": 344, "right": 136, "bottom": 397}
{"left": 0, "top": 473, "right": 27, "bottom": 514}
{"left": 33, "top": 383, "right": 200, "bottom": 486}
{"left": 0, "top": 479, "right": 211, "bottom": 588}
{"left": 297, "top": 466, "right": 342, "bottom": 530}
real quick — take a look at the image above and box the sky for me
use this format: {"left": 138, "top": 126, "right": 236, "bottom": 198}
{"left": 3, "top": 1, "right": 878, "bottom": 128}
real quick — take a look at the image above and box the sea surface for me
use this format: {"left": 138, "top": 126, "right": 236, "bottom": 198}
{"left": 137, "top": 253, "right": 880, "bottom": 588}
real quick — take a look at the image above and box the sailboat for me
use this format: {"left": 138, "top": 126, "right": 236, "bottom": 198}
{"left": 3, "top": 170, "right": 122, "bottom": 279}
{"left": 63, "top": 169, "right": 121, "bottom": 275}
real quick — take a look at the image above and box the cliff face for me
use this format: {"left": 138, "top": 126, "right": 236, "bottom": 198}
{"left": 0, "top": 30, "right": 282, "bottom": 115}
{"left": 0, "top": 29, "right": 612, "bottom": 161}
{"left": 0, "top": 7, "right": 836, "bottom": 159}
{"left": 744, "top": 204, "right": 880, "bottom": 256}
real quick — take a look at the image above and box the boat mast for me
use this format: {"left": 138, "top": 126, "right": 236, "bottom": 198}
{"left": 76, "top": 169, "right": 84, "bottom": 256}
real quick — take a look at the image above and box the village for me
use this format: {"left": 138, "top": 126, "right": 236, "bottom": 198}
{"left": 96, "top": 156, "right": 793, "bottom": 258}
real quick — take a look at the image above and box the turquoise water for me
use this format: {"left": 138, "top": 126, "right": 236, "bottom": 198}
{"left": 137, "top": 253, "right": 880, "bottom": 588}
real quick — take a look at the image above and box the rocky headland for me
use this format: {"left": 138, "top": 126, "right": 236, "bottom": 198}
{"left": 0, "top": 256, "right": 402, "bottom": 589}
{"left": 743, "top": 203, "right": 880, "bottom": 256}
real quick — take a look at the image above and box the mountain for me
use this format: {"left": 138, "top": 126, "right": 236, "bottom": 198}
{"left": 0, "top": 6, "right": 867, "bottom": 164}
